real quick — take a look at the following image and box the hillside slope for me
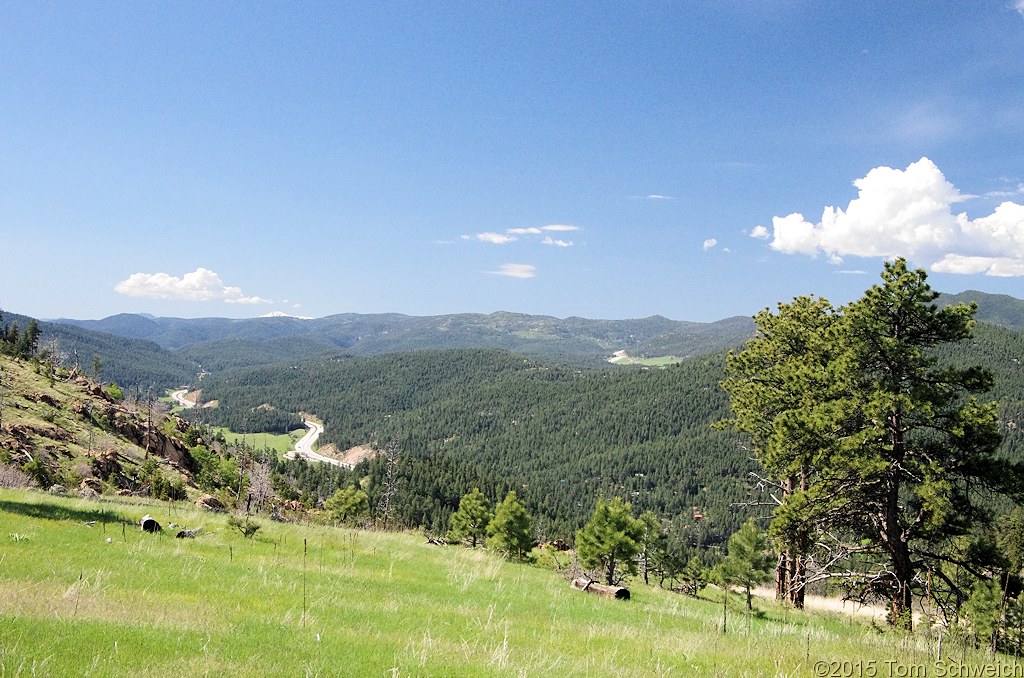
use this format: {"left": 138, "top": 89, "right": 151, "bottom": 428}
{"left": 0, "top": 488, "right": 1004, "bottom": 677}
{"left": 0, "top": 311, "right": 200, "bottom": 391}
{"left": 0, "top": 353, "right": 195, "bottom": 495}
{"left": 937, "top": 289, "right": 1024, "bottom": 330}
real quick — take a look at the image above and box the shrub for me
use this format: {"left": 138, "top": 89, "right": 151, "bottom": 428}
{"left": 0, "top": 463, "right": 34, "bottom": 489}
{"left": 227, "top": 514, "right": 260, "bottom": 539}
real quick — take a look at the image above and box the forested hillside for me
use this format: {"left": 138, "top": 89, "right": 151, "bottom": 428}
{"left": 937, "top": 321, "right": 1024, "bottom": 461}
{"left": 196, "top": 311, "right": 1024, "bottom": 547}
{"left": 938, "top": 290, "right": 1024, "bottom": 331}
{"left": 3, "top": 311, "right": 199, "bottom": 392}
{"left": 198, "top": 349, "right": 755, "bottom": 544}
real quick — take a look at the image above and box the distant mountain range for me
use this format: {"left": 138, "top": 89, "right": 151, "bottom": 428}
{"left": 6, "top": 288, "right": 1018, "bottom": 391}
{"left": 52, "top": 311, "right": 758, "bottom": 371}
{"left": 937, "top": 290, "right": 1024, "bottom": 330}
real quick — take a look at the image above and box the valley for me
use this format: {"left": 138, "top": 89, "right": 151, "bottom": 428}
{"left": 2, "top": 280, "right": 1024, "bottom": 672}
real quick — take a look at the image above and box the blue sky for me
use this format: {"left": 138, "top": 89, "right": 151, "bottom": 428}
{"left": 2, "top": 2, "right": 1023, "bottom": 322}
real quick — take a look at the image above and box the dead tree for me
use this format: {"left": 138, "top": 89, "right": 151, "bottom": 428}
{"left": 376, "top": 437, "right": 401, "bottom": 530}
{"left": 571, "top": 577, "right": 630, "bottom": 600}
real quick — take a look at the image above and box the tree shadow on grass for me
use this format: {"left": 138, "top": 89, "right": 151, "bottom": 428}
{"left": 0, "top": 499, "right": 126, "bottom": 525}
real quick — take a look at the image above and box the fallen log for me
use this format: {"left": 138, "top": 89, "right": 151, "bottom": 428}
{"left": 571, "top": 577, "right": 630, "bottom": 600}
{"left": 176, "top": 527, "right": 202, "bottom": 539}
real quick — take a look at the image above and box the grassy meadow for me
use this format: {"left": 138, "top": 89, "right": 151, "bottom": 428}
{"left": 209, "top": 427, "right": 303, "bottom": 454}
{"left": 1, "top": 488, "right": 1016, "bottom": 677}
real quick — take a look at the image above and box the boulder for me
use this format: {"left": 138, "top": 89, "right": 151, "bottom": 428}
{"left": 80, "top": 477, "right": 103, "bottom": 492}
{"left": 195, "top": 494, "right": 227, "bottom": 512}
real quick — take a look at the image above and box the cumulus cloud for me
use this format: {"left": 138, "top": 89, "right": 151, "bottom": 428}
{"left": 703, "top": 238, "right": 718, "bottom": 251}
{"left": 490, "top": 263, "right": 536, "bottom": 279}
{"left": 115, "top": 267, "right": 272, "bottom": 304}
{"left": 541, "top": 224, "right": 580, "bottom": 232}
{"left": 508, "top": 227, "right": 542, "bottom": 235}
{"left": 760, "top": 157, "right": 1024, "bottom": 277}
{"left": 750, "top": 225, "right": 770, "bottom": 240}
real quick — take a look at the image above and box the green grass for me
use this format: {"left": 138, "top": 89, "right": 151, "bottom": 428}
{"left": 211, "top": 427, "right": 303, "bottom": 453}
{"left": 610, "top": 354, "right": 686, "bottom": 367}
{"left": 0, "top": 488, "right": 1016, "bottom": 677}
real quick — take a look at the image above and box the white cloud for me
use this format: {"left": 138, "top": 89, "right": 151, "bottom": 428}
{"left": 643, "top": 194, "right": 674, "bottom": 200}
{"left": 462, "top": 224, "right": 580, "bottom": 249}
{"left": 464, "top": 232, "right": 517, "bottom": 245}
{"left": 703, "top": 238, "right": 718, "bottom": 251}
{"left": 542, "top": 236, "right": 573, "bottom": 247}
{"left": 750, "top": 225, "right": 770, "bottom": 240}
{"left": 984, "top": 183, "right": 1024, "bottom": 199}
{"left": 115, "top": 267, "right": 273, "bottom": 304}
{"left": 490, "top": 264, "right": 536, "bottom": 279}
{"left": 762, "top": 157, "right": 1024, "bottom": 277}
{"left": 1016, "top": 0, "right": 1024, "bottom": 16}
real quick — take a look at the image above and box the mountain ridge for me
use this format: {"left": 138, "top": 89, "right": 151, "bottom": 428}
{"left": 52, "top": 310, "right": 759, "bottom": 369}
{"left": 15, "top": 288, "right": 1023, "bottom": 390}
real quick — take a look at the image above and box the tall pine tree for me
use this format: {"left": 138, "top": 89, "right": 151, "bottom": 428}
{"left": 722, "top": 259, "right": 1024, "bottom": 629}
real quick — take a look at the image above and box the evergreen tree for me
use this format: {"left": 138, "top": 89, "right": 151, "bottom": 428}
{"left": 325, "top": 485, "right": 370, "bottom": 525}
{"left": 837, "top": 260, "right": 1016, "bottom": 628}
{"left": 447, "top": 488, "right": 492, "bottom": 547}
{"left": 487, "top": 490, "right": 533, "bottom": 561}
{"left": 15, "top": 318, "right": 40, "bottom": 359}
{"left": 722, "top": 259, "right": 1024, "bottom": 629}
{"left": 678, "top": 555, "right": 708, "bottom": 597}
{"left": 714, "top": 517, "right": 772, "bottom": 611}
{"left": 720, "top": 295, "right": 840, "bottom": 609}
{"left": 636, "top": 510, "right": 666, "bottom": 586}
{"left": 964, "top": 578, "right": 1003, "bottom": 652}
{"left": 576, "top": 497, "right": 644, "bottom": 585}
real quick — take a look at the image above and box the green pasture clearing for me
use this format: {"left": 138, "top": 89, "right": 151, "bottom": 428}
{"left": 211, "top": 427, "right": 303, "bottom": 454}
{"left": 0, "top": 488, "right": 1012, "bottom": 677}
{"left": 612, "top": 355, "right": 686, "bottom": 367}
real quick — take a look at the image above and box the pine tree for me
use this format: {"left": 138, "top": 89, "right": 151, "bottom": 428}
{"left": 721, "top": 259, "right": 1024, "bottom": 629}
{"left": 15, "top": 318, "right": 40, "bottom": 359}
{"left": 720, "top": 294, "right": 840, "bottom": 609}
{"left": 447, "top": 488, "right": 492, "bottom": 547}
{"left": 714, "top": 517, "right": 772, "bottom": 611}
{"left": 325, "top": 485, "right": 370, "bottom": 524}
{"left": 487, "top": 490, "right": 533, "bottom": 561}
{"left": 636, "top": 510, "right": 666, "bottom": 586}
{"left": 678, "top": 555, "right": 708, "bottom": 597}
{"left": 576, "top": 497, "right": 644, "bottom": 585}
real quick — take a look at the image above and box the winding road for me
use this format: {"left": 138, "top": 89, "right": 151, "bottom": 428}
{"left": 283, "top": 420, "right": 348, "bottom": 468}
{"left": 171, "top": 389, "right": 197, "bottom": 408}
{"left": 173, "top": 388, "right": 343, "bottom": 467}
